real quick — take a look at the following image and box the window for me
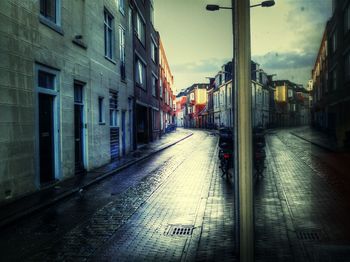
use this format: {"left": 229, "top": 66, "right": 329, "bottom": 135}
{"left": 98, "top": 97, "right": 105, "bottom": 124}
{"left": 151, "top": 38, "right": 157, "bottom": 63}
{"left": 109, "top": 91, "right": 118, "bottom": 127}
{"left": 332, "top": 69, "right": 337, "bottom": 90}
{"left": 150, "top": 0, "right": 154, "bottom": 25}
{"left": 119, "top": 0, "right": 125, "bottom": 15}
{"left": 40, "top": 0, "right": 60, "bottom": 24}
{"left": 74, "top": 84, "right": 83, "bottom": 104}
{"left": 135, "top": 12, "right": 145, "bottom": 46}
{"left": 345, "top": 4, "right": 350, "bottom": 33}
{"left": 104, "top": 9, "right": 114, "bottom": 60}
{"left": 152, "top": 109, "right": 157, "bottom": 130}
{"left": 345, "top": 52, "right": 350, "bottom": 81}
{"left": 160, "top": 80, "right": 163, "bottom": 98}
{"left": 190, "top": 93, "right": 194, "bottom": 101}
{"left": 135, "top": 56, "right": 146, "bottom": 89}
{"left": 119, "top": 26, "right": 126, "bottom": 80}
{"left": 128, "top": 7, "right": 132, "bottom": 34}
{"left": 331, "top": 30, "right": 337, "bottom": 53}
{"left": 38, "top": 70, "right": 55, "bottom": 89}
{"left": 152, "top": 74, "right": 157, "bottom": 97}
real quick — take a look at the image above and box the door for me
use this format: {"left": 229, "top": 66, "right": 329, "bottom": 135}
{"left": 122, "top": 111, "right": 126, "bottom": 156}
{"left": 39, "top": 93, "right": 55, "bottom": 184}
{"left": 74, "top": 83, "right": 84, "bottom": 174}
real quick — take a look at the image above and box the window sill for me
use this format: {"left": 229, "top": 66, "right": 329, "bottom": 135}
{"left": 99, "top": 122, "right": 106, "bottom": 125}
{"left": 72, "top": 38, "right": 87, "bottom": 49}
{"left": 136, "top": 83, "right": 147, "bottom": 91}
{"left": 121, "top": 79, "right": 127, "bottom": 84}
{"left": 39, "top": 15, "right": 64, "bottom": 35}
{"left": 105, "top": 56, "right": 116, "bottom": 64}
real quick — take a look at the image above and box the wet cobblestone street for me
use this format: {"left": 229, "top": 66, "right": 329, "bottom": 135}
{"left": 1, "top": 128, "right": 350, "bottom": 261}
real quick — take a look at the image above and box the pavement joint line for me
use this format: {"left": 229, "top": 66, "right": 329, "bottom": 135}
{"left": 0, "top": 132, "right": 193, "bottom": 229}
{"left": 180, "top": 138, "right": 220, "bottom": 262}
{"left": 266, "top": 134, "right": 310, "bottom": 262}
{"left": 290, "top": 132, "right": 335, "bottom": 153}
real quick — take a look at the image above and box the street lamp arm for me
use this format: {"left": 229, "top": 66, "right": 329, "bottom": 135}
{"left": 206, "top": 0, "right": 275, "bottom": 10}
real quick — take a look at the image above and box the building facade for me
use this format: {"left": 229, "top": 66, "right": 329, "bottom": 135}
{"left": 312, "top": 0, "right": 350, "bottom": 147}
{"left": 132, "top": 0, "right": 159, "bottom": 146}
{"left": 0, "top": 0, "right": 134, "bottom": 202}
{"left": 159, "top": 36, "right": 175, "bottom": 134}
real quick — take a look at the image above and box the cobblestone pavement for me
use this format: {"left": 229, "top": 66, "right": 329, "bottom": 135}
{"left": 3, "top": 127, "right": 350, "bottom": 262}
{"left": 266, "top": 129, "right": 350, "bottom": 262}
{"left": 90, "top": 131, "right": 224, "bottom": 261}
{"left": 1, "top": 130, "right": 239, "bottom": 262}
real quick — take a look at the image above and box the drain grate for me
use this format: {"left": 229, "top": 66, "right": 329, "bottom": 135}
{"left": 165, "top": 224, "right": 194, "bottom": 236}
{"left": 296, "top": 229, "right": 325, "bottom": 241}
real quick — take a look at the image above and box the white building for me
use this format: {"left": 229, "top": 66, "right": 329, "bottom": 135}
{"left": 0, "top": 0, "right": 134, "bottom": 202}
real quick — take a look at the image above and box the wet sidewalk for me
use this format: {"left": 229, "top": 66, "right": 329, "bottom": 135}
{"left": 265, "top": 129, "right": 350, "bottom": 262}
{"left": 289, "top": 126, "right": 339, "bottom": 152}
{"left": 0, "top": 128, "right": 193, "bottom": 228}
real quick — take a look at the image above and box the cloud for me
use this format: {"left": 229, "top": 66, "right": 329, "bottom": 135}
{"left": 252, "top": 51, "right": 315, "bottom": 70}
{"left": 284, "top": 0, "right": 332, "bottom": 52}
{"left": 172, "top": 58, "right": 230, "bottom": 74}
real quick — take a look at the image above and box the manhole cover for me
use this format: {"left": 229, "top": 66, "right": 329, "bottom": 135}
{"left": 296, "top": 229, "right": 326, "bottom": 241}
{"left": 165, "top": 224, "right": 194, "bottom": 236}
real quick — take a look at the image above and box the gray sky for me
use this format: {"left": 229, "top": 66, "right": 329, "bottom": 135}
{"left": 154, "top": 0, "right": 332, "bottom": 92}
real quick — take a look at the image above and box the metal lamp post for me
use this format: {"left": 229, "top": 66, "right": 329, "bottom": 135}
{"left": 206, "top": 1, "right": 275, "bottom": 262}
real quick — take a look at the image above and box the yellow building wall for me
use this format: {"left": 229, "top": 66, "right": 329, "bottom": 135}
{"left": 196, "top": 88, "right": 207, "bottom": 104}
{"left": 274, "top": 85, "right": 287, "bottom": 102}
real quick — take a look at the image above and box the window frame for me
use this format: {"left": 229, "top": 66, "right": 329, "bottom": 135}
{"left": 98, "top": 96, "right": 105, "bottom": 124}
{"left": 109, "top": 91, "right": 118, "bottom": 127}
{"left": 135, "top": 12, "right": 146, "bottom": 46}
{"left": 39, "top": 0, "right": 63, "bottom": 34}
{"left": 151, "top": 36, "right": 158, "bottom": 64}
{"left": 119, "top": 26, "right": 126, "bottom": 81}
{"left": 151, "top": 72, "right": 158, "bottom": 97}
{"left": 135, "top": 55, "right": 147, "bottom": 90}
{"left": 345, "top": 52, "right": 350, "bottom": 81}
{"left": 331, "top": 68, "right": 338, "bottom": 91}
{"left": 119, "top": 0, "right": 125, "bottom": 15}
{"left": 345, "top": 3, "right": 350, "bottom": 34}
{"left": 104, "top": 9, "right": 115, "bottom": 61}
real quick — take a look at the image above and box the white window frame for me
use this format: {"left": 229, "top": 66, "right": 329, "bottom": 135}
{"left": 34, "top": 64, "right": 61, "bottom": 187}
{"left": 104, "top": 9, "right": 114, "bottom": 60}
{"left": 39, "top": 0, "right": 61, "bottom": 26}
{"left": 119, "top": 0, "right": 125, "bottom": 15}
{"left": 39, "top": 0, "right": 63, "bottom": 34}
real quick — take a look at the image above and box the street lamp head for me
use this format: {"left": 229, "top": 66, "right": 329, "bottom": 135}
{"left": 206, "top": 4, "right": 220, "bottom": 11}
{"left": 261, "top": 0, "right": 275, "bottom": 7}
